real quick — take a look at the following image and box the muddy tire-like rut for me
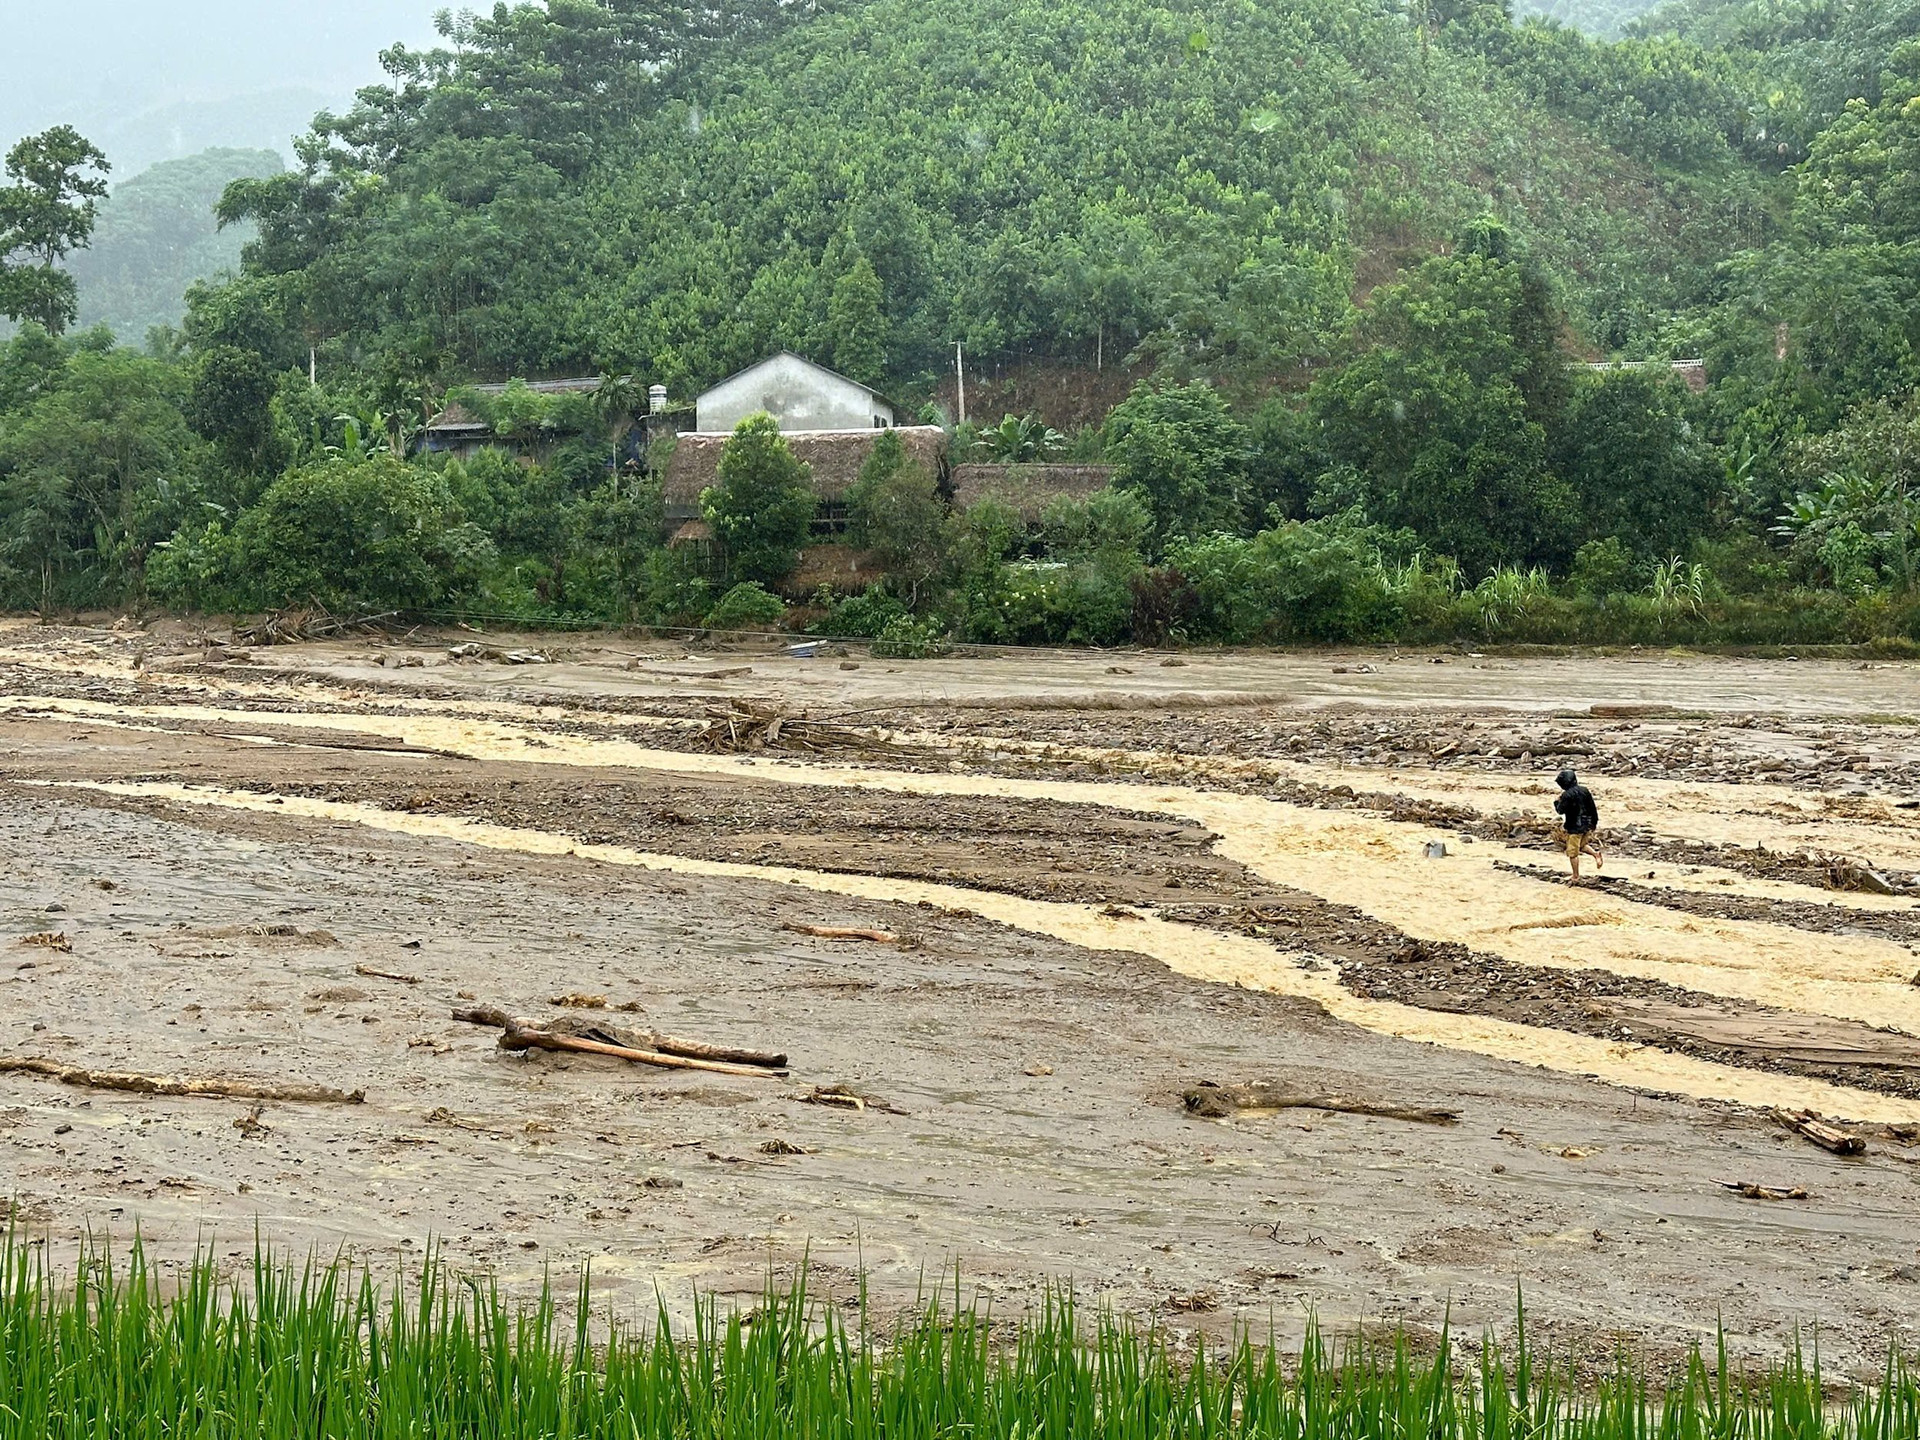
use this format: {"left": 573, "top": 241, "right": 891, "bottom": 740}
{"left": 5, "top": 620, "right": 1920, "bottom": 1365}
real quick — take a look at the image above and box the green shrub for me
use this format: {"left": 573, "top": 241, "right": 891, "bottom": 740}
{"left": 146, "top": 521, "right": 243, "bottom": 613}
{"left": 815, "top": 586, "right": 909, "bottom": 637}
{"left": 959, "top": 555, "right": 1137, "bottom": 646}
{"left": 1165, "top": 513, "right": 1405, "bottom": 644}
{"left": 223, "top": 454, "right": 491, "bottom": 614}
{"left": 871, "top": 614, "right": 953, "bottom": 658}
{"left": 1252, "top": 517, "right": 1405, "bottom": 642}
{"left": 703, "top": 580, "right": 787, "bottom": 631}
{"left": 635, "top": 548, "right": 711, "bottom": 627}
{"left": 1569, "top": 536, "right": 1636, "bottom": 598}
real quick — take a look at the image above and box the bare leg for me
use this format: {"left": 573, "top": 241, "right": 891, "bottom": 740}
{"left": 1590, "top": 839, "right": 1604, "bottom": 872}
{"left": 1568, "top": 848, "right": 1582, "bottom": 885}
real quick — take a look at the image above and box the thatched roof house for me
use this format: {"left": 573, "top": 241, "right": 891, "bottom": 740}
{"left": 662, "top": 425, "right": 948, "bottom": 522}
{"left": 421, "top": 377, "right": 607, "bottom": 459}
{"left": 949, "top": 463, "right": 1115, "bottom": 518}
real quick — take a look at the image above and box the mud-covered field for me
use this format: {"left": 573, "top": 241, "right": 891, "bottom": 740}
{"left": 5, "top": 618, "right": 1920, "bottom": 1364}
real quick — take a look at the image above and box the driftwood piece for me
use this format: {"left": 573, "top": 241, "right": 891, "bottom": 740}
{"left": 496, "top": 1023, "right": 785, "bottom": 1079}
{"left": 795, "top": 1082, "right": 909, "bottom": 1115}
{"left": 647, "top": 1031, "right": 788, "bottom": 1069}
{"left": 1183, "top": 1080, "right": 1458, "bottom": 1126}
{"left": 0, "top": 1056, "right": 363, "bottom": 1104}
{"left": 1718, "top": 1179, "right": 1810, "bottom": 1201}
{"left": 453, "top": 1004, "right": 516, "bottom": 1028}
{"left": 1773, "top": 1108, "right": 1867, "bottom": 1155}
{"left": 452, "top": 1006, "right": 786, "bottom": 1070}
{"left": 355, "top": 963, "right": 421, "bottom": 985}
{"left": 781, "top": 922, "right": 902, "bottom": 944}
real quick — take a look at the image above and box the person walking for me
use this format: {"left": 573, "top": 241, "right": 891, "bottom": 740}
{"left": 1553, "top": 767, "right": 1603, "bottom": 884}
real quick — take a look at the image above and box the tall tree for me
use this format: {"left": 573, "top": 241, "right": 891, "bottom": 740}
{"left": 701, "top": 414, "right": 816, "bottom": 585}
{"left": 0, "top": 127, "right": 110, "bottom": 336}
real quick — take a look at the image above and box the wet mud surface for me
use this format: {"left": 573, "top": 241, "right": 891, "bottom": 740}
{"left": 8, "top": 621, "right": 1920, "bottom": 1363}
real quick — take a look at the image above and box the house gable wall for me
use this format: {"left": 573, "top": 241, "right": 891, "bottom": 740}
{"left": 697, "top": 353, "right": 892, "bottom": 433}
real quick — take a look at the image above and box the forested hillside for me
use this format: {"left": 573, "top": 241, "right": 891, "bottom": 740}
{"left": 68, "top": 149, "right": 284, "bottom": 342}
{"left": 4, "top": 0, "right": 1920, "bottom": 650}
{"left": 214, "top": 0, "right": 1763, "bottom": 387}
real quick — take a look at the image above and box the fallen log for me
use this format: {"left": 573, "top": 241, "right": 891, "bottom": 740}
{"left": 452, "top": 1006, "right": 785, "bottom": 1069}
{"left": 781, "top": 922, "right": 902, "bottom": 944}
{"left": 647, "top": 1031, "right": 789, "bottom": 1069}
{"left": 497, "top": 1023, "right": 785, "bottom": 1078}
{"left": 0, "top": 1056, "right": 363, "bottom": 1104}
{"left": 1773, "top": 1108, "right": 1867, "bottom": 1155}
{"left": 1183, "top": 1081, "right": 1458, "bottom": 1126}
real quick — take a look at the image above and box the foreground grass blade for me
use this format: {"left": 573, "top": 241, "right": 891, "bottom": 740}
{"left": 0, "top": 1230, "right": 1911, "bottom": 1439}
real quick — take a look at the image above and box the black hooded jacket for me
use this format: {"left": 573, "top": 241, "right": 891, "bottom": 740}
{"left": 1554, "top": 783, "right": 1598, "bottom": 834}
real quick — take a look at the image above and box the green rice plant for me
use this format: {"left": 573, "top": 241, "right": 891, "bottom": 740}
{"left": 0, "top": 1231, "right": 1914, "bottom": 1439}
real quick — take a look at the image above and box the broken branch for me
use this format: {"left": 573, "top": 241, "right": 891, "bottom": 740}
{"left": 1772, "top": 1108, "right": 1867, "bottom": 1155}
{"left": 497, "top": 1023, "right": 785, "bottom": 1079}
{"left": 1183, "top": 1081, "right": 1458, "bottom": 1126}
{"left": 781, "top": 922, "right": 902, "bottom": 944}
{"left": 452, "top": 1006, "right": 786, "bottom": 1069}
{"left": 355, "top": 963, "right": 421, "bottom": 985}
{"left": 1718, "top": 1179, "right": 1809, "bottom": 1201}
{"left": 0, "top": 1056, "right": 363, "bottom": 1104}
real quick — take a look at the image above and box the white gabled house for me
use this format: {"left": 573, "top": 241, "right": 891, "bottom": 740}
{"left": 695, "top": 351, "right": 896, "bottom": 434}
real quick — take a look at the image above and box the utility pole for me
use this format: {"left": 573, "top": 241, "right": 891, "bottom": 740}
{"left": 954, "top": 341, "right": 966, "bottom": 426}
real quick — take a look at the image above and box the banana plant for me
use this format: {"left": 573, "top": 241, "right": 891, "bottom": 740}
{"left": 974, "top": 414, "right": 1067, "bottom": 463}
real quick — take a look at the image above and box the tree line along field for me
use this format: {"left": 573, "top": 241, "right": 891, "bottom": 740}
{"left": 0, "top": 0, "right": 1918, "bottom": 644}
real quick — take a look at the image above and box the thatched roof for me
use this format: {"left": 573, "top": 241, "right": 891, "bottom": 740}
{"left": 424, "top": 377, "right": 605, "bottom": 437}
{"left": 950, "top": 463, "right": 1115, "bottom": 517}
{"left": 662, "top": 426, "right": 948, "bottom": 515}
{"left": 668, "top": 518, "right": 714, "bottom": 546}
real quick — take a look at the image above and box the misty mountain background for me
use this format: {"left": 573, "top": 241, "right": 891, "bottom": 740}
{"left": 3, "top": 0, "right": 439, "bottom": 171}
{"left": 2, "top": 0, "right": 438, "bottom": 341}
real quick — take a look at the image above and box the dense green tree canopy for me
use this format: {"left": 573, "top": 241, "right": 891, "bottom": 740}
{"left": 0, "top": 127, "right": 110, "bottom": 335}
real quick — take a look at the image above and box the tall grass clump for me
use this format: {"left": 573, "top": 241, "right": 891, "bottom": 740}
{"left": 1, "top": 1233, "right": 1915, "bottom": 1438}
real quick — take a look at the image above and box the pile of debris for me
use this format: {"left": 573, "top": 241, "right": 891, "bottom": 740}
{"left": 233, "top": 606, "right": 398, "bottom": 645}
{"left": 447, "top": 642, "right": 552, "bottom": 664}
{"left": 693, "top": 701, "right": 899, "bottom": 756}
{"left": 1818, "top": 853, "right": 1913, "bottom": 896}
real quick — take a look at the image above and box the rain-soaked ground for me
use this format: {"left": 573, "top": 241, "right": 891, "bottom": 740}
{"left": 4, "top": 618, "right": 1920, "bottom": 1366}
